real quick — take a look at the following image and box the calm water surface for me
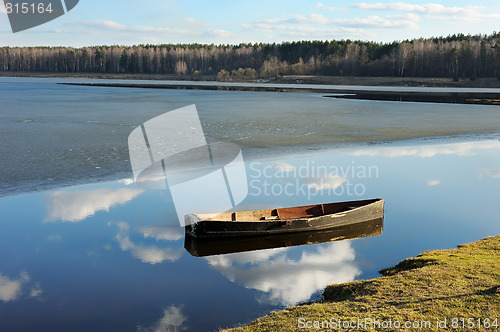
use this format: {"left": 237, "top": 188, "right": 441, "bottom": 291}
{"left": 0, "top": 78, "right": 499, "bottom": 331}
{"left": 1, "top": 139, "right": 499, "bottom": 331}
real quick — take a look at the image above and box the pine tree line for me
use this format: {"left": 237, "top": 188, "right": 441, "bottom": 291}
{"left": 1, "top": 33, "right": 500, "bottom": 79}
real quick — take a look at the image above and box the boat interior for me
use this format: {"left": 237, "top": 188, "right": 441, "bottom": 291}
{"left": 194, "top": 198, "right": 381, "bottom": 222}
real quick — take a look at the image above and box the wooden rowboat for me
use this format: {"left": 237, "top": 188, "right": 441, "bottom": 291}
{"left": 185, "top": 198, "right": 384, "bottom": 238}
{"left": 185, "top": 217, "right": 383, "bottom": 257}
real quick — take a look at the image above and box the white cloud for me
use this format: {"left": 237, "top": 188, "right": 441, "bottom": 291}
{"left": 313, "top": 2, "right": 344, "bottom": 11}
{"left": 66, "top": 20, "right": 228, "bottom": 40}
{"left": 323, "top": 6, "right": 340, "bottom": 12}
{"left": 427, "top": 179, "right": 441, "bottom": 186}
{"left": 242, "top": 21, "right": 371, "bottom": 40}
{"left": 480, "top": 169, "right": 500, "bottom": 179}
{"left": 241, "top": 11, "right": 419, "bottom": 38}
{"left": 247, "top": 14, "right": 330, "bottom": 27}
{"left": 429, "top": 11, "right": 500, "bottom": 23}
{"left": 240, "top": 22, "right": 275, "bottom": 33}
{"left": 355, "top": 2, "right": 423, "bottom": 12}
{"left": 353, "top": 2, "right": 498, "bottom": 22}
{"left": 420, "top": 3, "right": 485, "bottom": 15}
{"left": 183, "top": 17, "right": 209, "bottom": 28}
{"left": 333, "top": 15, "right": 419, "bottom": 29}
{"left": 239, "top": 2, "right": 498, "bottom": 40}
{"left": 113, "top": 222, "right": 184, "bottom": 264}
{"left": 205, "top": 29, "right": 232, "bottom": 38}
{"left": 353, "top": 2, "right": 481, "bottom": 15}
{"left": 137, "top": 305, "right": 188, "bottom": 332}
{"left": 388, "top": 13, "right": 421, "bottom": 22}
{"left": 77, "top": 20, "right": 127, "bottom": 30}
{"left": 46, "top": 188, "right": 144, "bottom": 222}
{"left": 351, "top": 141, "right": 500, "bottom": 158}
{"left": 291, "top": 13, "right": 330, "bottom": 25}
{"left": 488, "top": 171, "right": 500, "bottom": 179}
{"left": 206, "top": 241, "right": 360, "bottom": 305}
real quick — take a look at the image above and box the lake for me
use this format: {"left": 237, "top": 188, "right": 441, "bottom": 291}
{"left": 0, "top": 77, "right": 499, "bottom": 331}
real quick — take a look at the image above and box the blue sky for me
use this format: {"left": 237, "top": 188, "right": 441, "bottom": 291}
{"left": 1, "top": 0, "right": 500, "bottom": 46}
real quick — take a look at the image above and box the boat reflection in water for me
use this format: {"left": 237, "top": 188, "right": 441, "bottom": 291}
{"left": 185, "top": 217, "right": 383, "bottom": 257}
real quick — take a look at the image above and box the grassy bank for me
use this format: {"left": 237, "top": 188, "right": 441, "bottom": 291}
{"left": 2, "top": 71, "right": 500, "bottom": 88}
{"left": 225, "top": 236, "right": 500, "bottom": 331}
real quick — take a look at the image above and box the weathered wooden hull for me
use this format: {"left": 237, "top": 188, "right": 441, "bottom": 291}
{"left": 185, "top": 198, "right": 384, "bottom": 239}
{"left": 185, "top": 217, "right": 383, "bottom": 257}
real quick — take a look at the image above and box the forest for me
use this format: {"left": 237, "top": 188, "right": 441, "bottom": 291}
{"left": 1, "top": 32, "right": 500, "bottom": 80}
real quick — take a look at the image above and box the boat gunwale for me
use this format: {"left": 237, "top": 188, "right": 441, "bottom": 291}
{"left": 189, "top": 198, "right": 382, "bottom": 223}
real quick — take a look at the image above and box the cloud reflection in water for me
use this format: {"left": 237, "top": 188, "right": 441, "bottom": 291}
{"left": 0, "top": 271, "right": 42, "bottom": 303}
{"left": 303, "top": 175, "right": 347, "bottom": 190}
{"left": 137, "top": 305, "right": 188, "bottom": 332}
{"left": 112, "top": 222, "right": 184, "bottom": 264}
{"left": 206, "top": 241, "right": 360, "bottom": 305}
{"left": 351, "top": 141, "right": 499, "bottom": 158}
{"left": 46, "top": 188, "right": 144, "bottom": 222}
{"left": 138, "top": 225, "right": 184, "bottom": 242}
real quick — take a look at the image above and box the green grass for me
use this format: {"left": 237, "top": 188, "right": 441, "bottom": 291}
{"left": 224, "top": 236, "right": 500, "bottom": 331}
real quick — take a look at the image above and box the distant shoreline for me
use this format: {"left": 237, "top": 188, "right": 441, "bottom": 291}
{"left": 2, "top": 71, "right": 500, "bottom": 88}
